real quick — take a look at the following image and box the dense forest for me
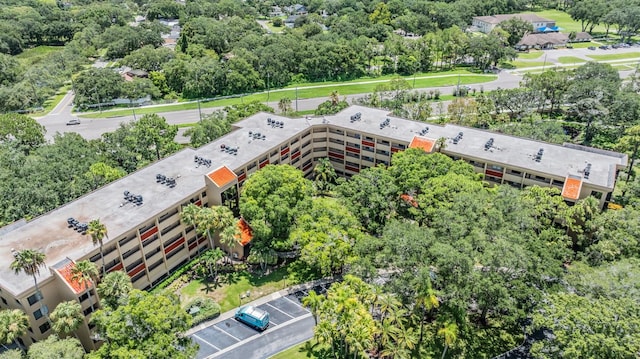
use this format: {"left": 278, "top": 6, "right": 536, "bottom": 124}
{"left": 238, "top": 153, "right": 640, "bottom": 358}
{"left": 1, "top": 0, "right": 637, "bottom": 112}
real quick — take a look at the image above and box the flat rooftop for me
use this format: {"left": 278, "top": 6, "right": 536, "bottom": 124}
{"left": 0, "top": 105, "right": 626, "bottom": 295}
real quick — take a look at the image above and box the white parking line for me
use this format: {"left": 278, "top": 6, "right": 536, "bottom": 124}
{"left": 266, "top": 302, "right": 295, "bottom": 319}
{"left": 213, "top": 324, "right": 242, "bottom": 342}
{"left": 282, "top": 295, "right": 310, "bottom": 311}
{"left": 205, "top": 313, "right": 313, "bottom": 359}
{"left": 192, "top": 333, "right": 221, "bottom": 351}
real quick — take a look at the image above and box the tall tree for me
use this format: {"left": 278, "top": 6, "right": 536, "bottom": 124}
{"left": 86, "top": 219, "right": 108, "bottom": 277}
{"left": 438, "top": 321, "right": 458, "bottom": 359}
{"left": 27, "top": 335, "right": 84, "bottom": 359}
{"left": 10, "top": 249, "right": 47, "bottom": 323}
{"left": 617, "top": 125, "right": 640, "bottom": 183}
{"left": 313, "top": 158, "right": 337, "bottom": 195}
{"left": 70, "top": 260, "right": 99, "bottom": 313}
{"left": 89, "top": 290, "right": 197, "bottom": 359}
{"left": 96, "top": 271, "right": 132, "bottom": 310}
{"left": 0, "top": 309, "right": 28, "bottom": 350}
{"left": 50, "top": 301, "right": 83, "bottom": 338}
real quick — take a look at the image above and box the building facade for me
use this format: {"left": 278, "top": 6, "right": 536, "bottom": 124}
{"left": 0, "top": 105, "right": 626, "bottom": 350}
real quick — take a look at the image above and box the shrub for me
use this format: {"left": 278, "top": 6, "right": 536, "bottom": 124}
{"left": 185, "top": 297, "right": 221, "bottom": 326}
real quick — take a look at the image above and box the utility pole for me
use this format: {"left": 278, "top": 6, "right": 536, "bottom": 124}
{"left": 267, "top": 72, "right": 270, "bottom": 102}
{"left": 132, "top": 107, "right": 137, "bottom": 121}
{"left": 295, "top": 86, "right": 298, "bottom": 113}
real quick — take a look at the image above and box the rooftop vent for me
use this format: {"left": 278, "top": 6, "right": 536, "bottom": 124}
{"left": 267, "top": 118, "right": 284, "bottom": 128}
{"left": 249, "top": 131, "right": 266, "bottom": 140}
{"left": 534, "top": 148, "right": 544, "bottom": 162}
{"left": 124, "top": 190, "right": 143, "bottom": 205}
{"left": 156, "top": 174, "right": 176, "bottom": 188}
{"left": 584, "top": 163, "right": 592, "bottom": 179}
{"left": 221, "top": 144, "right": 238, "bottom": 155}
{"left": 350, "top": 112, "right": 362, "bottom": 122}
{"left": 66, "top": 217, "right": 87, "bottom": 234}
{"left": 419, "top": 126, "right": 429, "bottom": 136}
{"left": 452, "top": 131, "right": 463, "bottom": 145}
{"left": 194, "top": 155, "right": 212, "bottom": 167}
{"left": 484, "top": 138, "right": 494, "bottom": 151}
{"left": 380, "top": 117, "right": 391, "bottom": 129}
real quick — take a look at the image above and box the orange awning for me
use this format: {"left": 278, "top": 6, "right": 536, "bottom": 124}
{"left": 207, "top": 166, "right": 237, "bottom": 187}
{"left": 236, "top": 218, "right": 253, "bottom": 246}
{"left": 561, "top": 176, "right": 582, "bottom": 200}
{"left": 409, "top": 136, "right": 436, "bottom": 153}
{"left": 55, "top": 261, "right": 89, "bottom": 295}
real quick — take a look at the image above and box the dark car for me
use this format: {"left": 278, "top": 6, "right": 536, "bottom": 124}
{"left": 598, "top": 45, "right": 610, "bottom": 50}
{"left": 66, "top": 118, "right": 81, "bottom": 125}
{"left": 588, "top": 46, "right": 596, "bottom": 50}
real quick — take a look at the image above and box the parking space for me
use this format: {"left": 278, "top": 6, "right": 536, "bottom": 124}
{"left": 189, "top": 284, "right": 333, "bottom": 359}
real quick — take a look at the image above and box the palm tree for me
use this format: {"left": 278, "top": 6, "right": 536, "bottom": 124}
{"left": 329, "top": 90, "right": 340, "bottom": 106}
{"left": 436, "top": 137, "right": 447, "bottom": 152}
{"left": 50, "top": 301, "right": 83, "bottom": 338}
{"left": 97, "top": 271, "right": 132, "bottom": 309}
{"left": 313, "top": 158, "right": 337, "bottom": 195}
{"left": 86, "top": 219, "right": 108, "bottom": 277}
{"left": 181, "top": 203, "right": 204, "bottom": 246}
{"left": 302, "top": 290, "right": 324, "bottom": 325}
{"left": 0, "top": 309, "right": 28, "bottom": 350}
{"left": 196, "top": 207, "right": 217, "bottom": 250}
{"left": 10, "top": 249, "right": 47, "bottom": 322}
{"left": 415, "top": 277, "right": 439, "bottom": 347}
{"left": 438, "top": 321, "right": 458, "bottom": 359}
{"left": 199, "top": 248, "right": 224, "bottom": 279}
{"left": 278, "top": 97, "right": 292, "bottom": 114}
{"left": 212, "top": 206, "right": 240, "bottom": 264}
{"left": 71, "top": 260, "right": 99, "bottom": 313}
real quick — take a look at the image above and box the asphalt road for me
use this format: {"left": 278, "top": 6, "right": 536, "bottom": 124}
{"left": 35, "top": 44, "right": 639, "bottom": 142}
{"left": 36, "top": 71, "right": 523, "bottom": 142}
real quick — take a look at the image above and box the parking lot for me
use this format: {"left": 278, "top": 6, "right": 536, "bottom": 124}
{"left": 189, "top": 283, "right": 332, "bottom": 359}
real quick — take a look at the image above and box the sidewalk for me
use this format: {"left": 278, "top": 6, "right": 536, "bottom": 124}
{"left": 184, "top": 276, "right": 338, "bottom": 336}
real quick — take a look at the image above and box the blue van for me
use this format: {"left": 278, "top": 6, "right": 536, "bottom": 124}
{"left": 234, "top": 305, "right": 270, "bottom": 331}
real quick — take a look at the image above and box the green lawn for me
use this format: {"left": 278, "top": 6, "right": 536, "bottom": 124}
{"left": 557, "top": 56, "right": 587, "bottom": 64}
{"left": 504, "top": 60, "right": 547, "bottom": 69}
{"left": 15, "top": 45, "right": 64, "bottom": 65}
{"left": 179, "top": 267, "right": 290, "bottom": 313}
{"left": 533, "top": 9, "right": 607, "bottom": 34}
{"left": 79, "top": 72, "right": 497, "bottom": 119}
{"left": 517, "top": 51, "right": 544, "bottom": 60}
{"left": 269, "top": 340, "right": 338, "bottom": 359}
{"left": 264, "top": 21, "right": 285, "bottom": 33}
{"left": 570, "top": 41, "right": 600, "bottom": 48}
{"left": 587, "top": 52, "right": 640, "bottom": 61}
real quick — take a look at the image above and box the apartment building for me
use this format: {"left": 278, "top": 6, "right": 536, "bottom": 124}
{"left": 0, "top": 105, "right": 626, "bottom": 350}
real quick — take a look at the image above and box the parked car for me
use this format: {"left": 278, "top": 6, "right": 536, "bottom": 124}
{"left": 598, "top": 45, "right": 610, "bottom": 50}
{"left": 234, "top": 305, "right": 270, "bottom": 331}
{"left": 588, "top": 46, "right": 596, "bottom": 50}
{"left": 566, "top": 44, "right": 573, "bottom": 49}
{"left": 66, "top": 118, "right": 81, "bottom": 125}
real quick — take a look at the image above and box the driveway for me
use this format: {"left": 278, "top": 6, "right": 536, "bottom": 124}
{"left": 188, "top": 282, "right": 333, "bottom": 359}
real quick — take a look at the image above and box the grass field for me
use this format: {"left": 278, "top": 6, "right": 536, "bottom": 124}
{"left": 517, "top": 51, "right": 544, "bottom": 60}
{"left": 79, "top": 72, "right": 497, "bottom": 119}
{"left": 533, "top": 9, "right": 607, "bottom": 34}
{"left": 587, "top": 52, "right": 640, "bottom": 61}
{"left": 269, "top": 341, "right": 334, "bottom": 359}
{"left": 15, "top": 45, "right": 64, "bottom": 65}
{"left": 180, "top": 267, "right": 289, "bottom": 313}
{"left": 557, "top": 56, "right": 587, "bottom": 64}
{"left": 570, "top": 41, "right": 600, "bottom": 48}
{"left": 264, "top": 21, "right": 285, "bottom": 33}
{"left": 503, "top": 60, "right": 547, "bottom": 69}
